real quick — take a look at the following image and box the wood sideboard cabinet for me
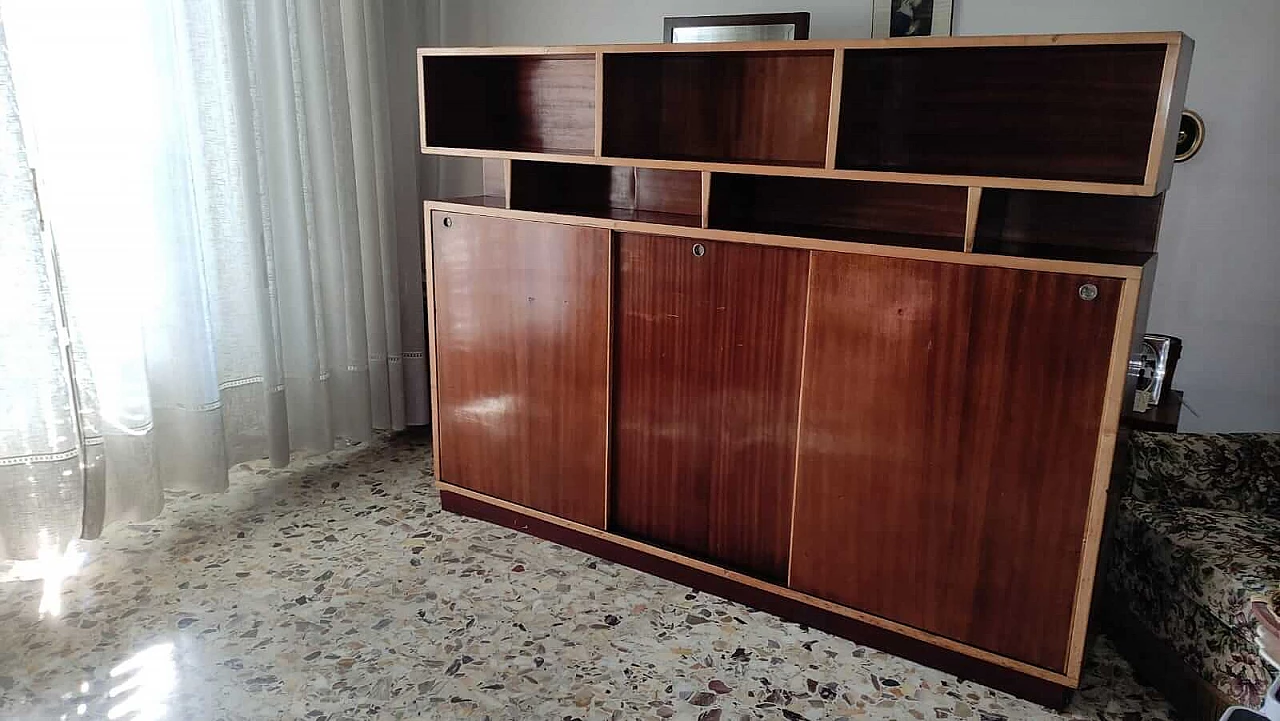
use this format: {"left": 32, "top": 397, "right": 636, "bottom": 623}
{"left": 418, "top": 33, "right": 1193, "bottom": 707}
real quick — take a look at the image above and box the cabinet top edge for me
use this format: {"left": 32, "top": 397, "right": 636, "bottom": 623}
{"left": 417, "top": 31, "right": 1188, "bottom": 57}
{"left": 423, "top": 200, "right": 1148, "bottom": 280}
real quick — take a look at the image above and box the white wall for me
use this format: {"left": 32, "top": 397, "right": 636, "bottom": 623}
{"left": 434, "top": 0, "right": 1280, "bottom": 432}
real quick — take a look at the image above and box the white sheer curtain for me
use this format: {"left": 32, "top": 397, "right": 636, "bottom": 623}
{"left": 0, "top": 0, "right": 432, "bottom": 561}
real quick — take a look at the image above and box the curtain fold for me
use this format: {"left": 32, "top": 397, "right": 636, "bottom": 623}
{"left": 0, "top": 0, "right": 432, "bottom": 561}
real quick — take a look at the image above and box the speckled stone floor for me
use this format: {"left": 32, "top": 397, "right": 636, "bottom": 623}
{"left": 0, "top": 432, "right": 1175, "bottom": 720}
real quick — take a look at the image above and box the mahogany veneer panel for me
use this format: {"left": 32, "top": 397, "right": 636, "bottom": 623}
{"left": 709, "top": 173, "right": 967, "bottom": 250}
{"left": 791, "top": 253, "right": 1121, "bottom": 671}
{"left": 976, "top": 189, "right": 1165, "bottom": 254}
{"left": 957, "top": 267, "right": 1122, "bottom": 669}
{"left": 510, "top": 161, "right": 702, "bottom": 223}
{"left": 423, "top": 55, "right": 595, "bottom": 154}
{"left": 430, "top": 212, "right": 609, "bottom": 527}
{"left": 611, "top": 233, "right": 809, "bottom": 582}
{"left": 835, "top": 45, "right": 1167, "bottom": 183}
{"left": 603, "top": 51, "right": 833, "bottom": 167}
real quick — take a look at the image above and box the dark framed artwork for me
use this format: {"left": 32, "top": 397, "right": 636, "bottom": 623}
{"left": 872, "top": 0, "right": 953, "bottom": 38}
{"left": 663, "top": 12, "right": 811, "bottom": 43}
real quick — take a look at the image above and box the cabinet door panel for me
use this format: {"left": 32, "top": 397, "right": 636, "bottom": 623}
{"left": 957, "top": 266, "right": 1122, "bottom": 668}
{"left": 611, "top": 233, "right": 809, "bottom": 582}
{"left": 431, "top": 212, "right": 609, "bottom": 528}
{"left": 790, "top": 252, "right": 1121, "bottom": 671}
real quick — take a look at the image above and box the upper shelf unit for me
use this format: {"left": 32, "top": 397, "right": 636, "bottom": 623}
{"left": 833, "top": 44, "right": 1169, "bottom": 184}
{"left": 422, "top": 53, "right": 597, "bottom": 155}
{"left": 419, "top": 33, "right": 1192, "bottom": 196}
{"left": 602, "top": 50, "right": 834, "bottom": 167}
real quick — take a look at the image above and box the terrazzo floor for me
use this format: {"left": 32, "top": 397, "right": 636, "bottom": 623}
{"left": 0, "top": 432, "right": 1176, "bottom": 720}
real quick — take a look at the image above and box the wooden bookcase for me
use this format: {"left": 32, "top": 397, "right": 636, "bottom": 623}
{"left": 418, "top": 33, "right": 1193, "bottom": 707}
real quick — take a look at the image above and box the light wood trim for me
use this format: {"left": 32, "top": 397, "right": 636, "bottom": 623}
{"left": 417, "top": 49, "right": 428, "bottom": 152}
{"left": 1062, "top": 271, "right": 1144, "bottom": 680}
{"left": 963, "top": 187, "right": 983, "bottom": 252}
{"left": 425, "top": 200, "right": 1144, "bottom": 280}
{"left": 416, "top": 32, "right": 1185, "bottom": 57}
{"left": 593, "top": 51, "right": 605, "bottom": 156}
{"left": 439, "top": 480, "right": 1075, "bottom": 686}
{"left": 700, "top": 171, "right": 711, "bottom": 229}
{"left": 503, "top": 158, "right": 512, "bottom": 209}
{"left": 1144, "top": 35, "right": 1195, "bottom": 194}
{"left": 423, "top": 205, "right": 442, "bottom": 479}
{"left": 602, "top": 230, "right": 615, "bottom": 528}
{"left": 786, "top": 251, "right": 816, "bottom": 587}
{"left": 823, "top": 50, "right": 846, "bottom": 170}
{"left": 420, "top": 146, "right": 1156, "bottom": 197}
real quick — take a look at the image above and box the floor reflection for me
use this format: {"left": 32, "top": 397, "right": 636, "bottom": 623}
{"left": 46, "top": 642, "right": 175, "bottom": 721}
{"left": 106, "top": 642, "right": 175, "bottom": 720}
{"left": 1, "top": 538, "right": 86, "bottom": 619}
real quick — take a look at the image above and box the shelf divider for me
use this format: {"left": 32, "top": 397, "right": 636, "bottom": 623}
{"left": 964, "top": 187, "right": 983, "bottom": 253}
{"left": 593, "top": 52, "right": 605, "bottom": 156}
{"left": 700, "top": 171, "right": 711, "bottom": 229}
{"left": 824, "top": 50, "right": 845, "bottom": 170}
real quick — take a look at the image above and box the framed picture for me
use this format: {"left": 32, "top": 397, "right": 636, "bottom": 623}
{"left": 664, "top": 12, "right": 811, "bottom": 43}
{"left": 872, "top": 0, "right": 953, "bottom": 38}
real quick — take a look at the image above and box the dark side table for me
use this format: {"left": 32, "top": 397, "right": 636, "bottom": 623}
{"left": 1128, "top": 389, "right": 1184, "bottom": 433}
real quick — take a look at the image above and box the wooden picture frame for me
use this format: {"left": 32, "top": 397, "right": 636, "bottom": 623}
{"left": 663, "top": 12, "right": 811, "bottom": 43}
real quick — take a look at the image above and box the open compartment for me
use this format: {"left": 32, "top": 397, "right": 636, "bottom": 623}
{"left": 509, "top": 160, "right": 702, "bottom": 227}
{"left": 708, "top": 173, "right": 968, "bottom": 250}
{"left": 429, "top": 157, "right": 508, "bottom": 208}
{"left": 422, "top": 54, "right": 596, "bottom": 154}
{"left": 602, "top": 50, "right": 834, "bottom": 167}
{"left": 835, "top": 44, "right": 1168, "bottom": 184}
{"left": 974, "top": 188, "right": 1164, "bottom": 262}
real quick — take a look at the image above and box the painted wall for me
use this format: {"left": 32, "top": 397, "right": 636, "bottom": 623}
{"left": 433, "top": 0, "right": 1280, "bottom": 432}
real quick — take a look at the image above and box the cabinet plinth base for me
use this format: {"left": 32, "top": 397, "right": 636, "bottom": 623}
{"left": 439, "top": 487, "right": 1075, "bottom": 710}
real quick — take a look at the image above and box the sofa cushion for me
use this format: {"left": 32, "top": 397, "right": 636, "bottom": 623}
{"left": 1110, "top": 498, "right": 1280, "bottom": 705}
{"left": 1115, "top": 498, "right": 1280, "bottom": 629}
{"left": 1108, "top": 551, "right": 1275, "bottom": 707}
{"left": 1128, "top": 432, "right": 1280, "bottom": 519}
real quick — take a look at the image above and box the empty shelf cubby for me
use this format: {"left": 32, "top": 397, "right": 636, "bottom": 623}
{"left": 422, "top": 54, "right": 596, "bottom": 154}
{"left": 602, "top": 50, "right": 835, "bottom": 167}
{"left": 708, "top": 173, "right": 968, "bottom": 250}
{"left": 974, "top": 188, "right": 1164, "bottom": 262}
{"left": 835, "top": 44, "right": 1168, "bottom": 184}
{"left": 509, "top": 161, "right": 703, "bottom": 227}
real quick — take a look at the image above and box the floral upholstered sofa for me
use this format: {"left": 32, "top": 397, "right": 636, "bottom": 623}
{"left": 1106, "top": 431, "right": 1280, "bottom": 719}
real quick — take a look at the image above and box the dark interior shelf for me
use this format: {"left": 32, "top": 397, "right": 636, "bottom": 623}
{"left": 975, "top": 189, "right": 1165, "bottom": 258}
{"left": 602, "top": 50, "right": 834, "bottom": 167}
{"left": 708, "top": 173, "right": 968, "bottom": 251}
{"left": 972, "top": 240, "right": 1154, "bottom": 267}
{"left": 835, "top": 44, "right": 1168, "bottom": 183}
{"left": 423, "top": 54, "right": 596, "bottom": 154}
{"left": 509, "top": 161, "right": 702, "bottom": 227}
